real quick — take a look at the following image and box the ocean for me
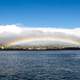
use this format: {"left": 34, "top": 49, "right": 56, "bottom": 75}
{"left": 0, "top": 51, "right": 80, "bottom": 80}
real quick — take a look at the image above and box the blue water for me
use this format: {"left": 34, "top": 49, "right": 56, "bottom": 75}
{"left": 0, "top": 51, "right": 80, "bottom": 80}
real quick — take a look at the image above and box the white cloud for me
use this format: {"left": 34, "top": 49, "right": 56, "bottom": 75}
{"left": 0, "top": 24, "right": 80, "bottom": 47}
{"left": 0, "top": 24, "right": 22, "bottom": 34}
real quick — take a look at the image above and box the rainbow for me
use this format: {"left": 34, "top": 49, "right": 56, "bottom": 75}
{"left": 5, "top": 37, "right": 80, "bottom": 47}
{"left": 0, "top": 25, "right": 80, "bottom": 48}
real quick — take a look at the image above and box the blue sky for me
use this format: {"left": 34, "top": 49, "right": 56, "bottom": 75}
{"left": 0, "top": 0, "right": 80, "bottom": 28}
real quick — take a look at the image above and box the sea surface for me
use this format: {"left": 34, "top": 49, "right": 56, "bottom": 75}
{"left": 0, "top": 51, "right": 80, "bottom": 80}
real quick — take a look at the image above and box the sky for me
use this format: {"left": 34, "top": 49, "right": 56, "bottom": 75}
{"left": 0, "top": 0, "right": 80, "bottom": 28}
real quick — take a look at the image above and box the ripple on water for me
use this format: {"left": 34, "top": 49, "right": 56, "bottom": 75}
{"left": 0, "top": 51, "right": 80, "bottom": 80}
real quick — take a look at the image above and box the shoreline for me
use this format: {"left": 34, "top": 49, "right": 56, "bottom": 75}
{"left": 0, "top": 48, "right": 80, "bottom": 51}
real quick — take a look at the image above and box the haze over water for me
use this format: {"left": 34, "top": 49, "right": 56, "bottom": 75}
{"left": 1, "top": 25, "right": 80, "bottom": 48}
{"left": 0, "top": 50, "right": 80, "bottom": 80}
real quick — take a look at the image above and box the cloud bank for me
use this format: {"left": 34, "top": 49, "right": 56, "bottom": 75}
{"left": 0, "top": 24, "right": 80, "bottom": 48}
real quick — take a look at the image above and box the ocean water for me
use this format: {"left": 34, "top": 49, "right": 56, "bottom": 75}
{"left": 0, "top": 51, "right": 80, "bottom": 80}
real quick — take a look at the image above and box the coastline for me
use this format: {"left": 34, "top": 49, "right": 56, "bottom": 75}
{"left": 0, "top": 47, "right": 80, "bottom": 51}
